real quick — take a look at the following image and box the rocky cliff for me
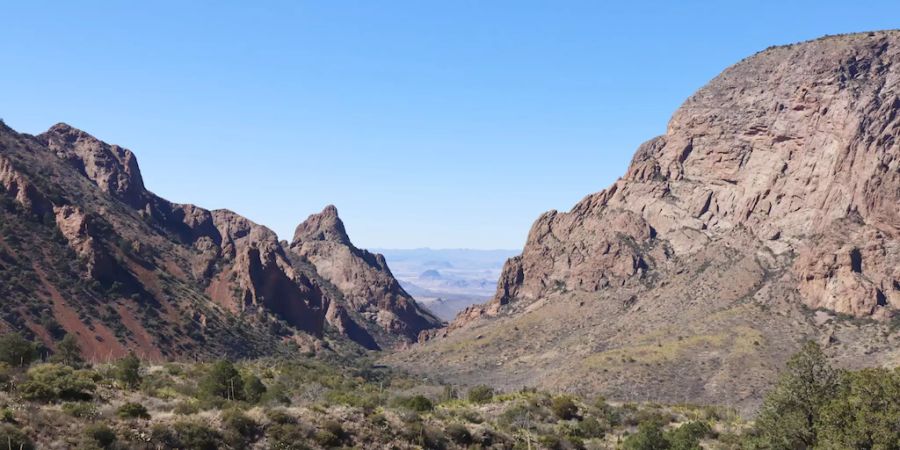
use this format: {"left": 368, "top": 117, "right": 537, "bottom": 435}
{"left": 0, "top": 121, "right": 439, "bottom": 359}
{"left": 392, "top": 31, "right": 900, "bottom": 412}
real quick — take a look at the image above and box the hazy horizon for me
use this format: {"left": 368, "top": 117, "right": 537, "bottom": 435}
{"left": 3, "top": 2, "right": 898, "bottom": 249}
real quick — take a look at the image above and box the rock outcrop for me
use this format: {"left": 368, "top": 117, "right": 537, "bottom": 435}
{"left": 392, "top": 31, "right": 900, "bottom": 411}
{"left": 0, "top": 119, "right": 438, "bottom": 358}
{"left": 291, "top": 206, "right": 443, "bottom": 345}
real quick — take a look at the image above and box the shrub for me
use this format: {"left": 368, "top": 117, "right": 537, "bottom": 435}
{"left": 666, "top": 421, "right": 711, "bottom": 450}
{"left": 117, "top": 402, "right": 150, "bottom": 419}
{"left": 83, "top": 423, "right": 117, "bottom": 449}
{"left": 622, "top": 420, "right": 668, "bottom": 450}
{"left": 221, "top": 409, "right": 260, "bottom": 448}
{"left": 576, "top": 416, "right": 606, "bottom": 439}
{"left": 19, "top": 363, "right": 96, "bottom": 402}
{"left": 50, "top": 334, "right": 83, "bottom": 367}
{"left": 0, "top": 423, "right": 34, "bottom": 450}
{"left": 445, "top": 423, "right": 472, "bottom": 445}
{"left": 393, "top": 394, "right": 434, "bottom": 412}
{"left": 551, "top": 396, "right": 579, "bottom": 420}
{"left": 242, "top": 372, "right": 267, "bottom": 403}
{"left": 267, "top": 422, "right": 311, "bottom": 450}
{"left": 314, "top": 420, "right": 346, "bottom": 446}
{"left": 63, "top": 401, "right": 99, "bottom": 419}
{"left": 200, "top": 360, "right": 243, "bottom": 401}
{"left": 0, "top": 333, "right": 37, "bottom": 367}
{"left": 173, "top": 400, "right": 200, "bottom": 415}
{"left": 151, "top": 421, "right": 221, "bottom": 450}
{"left": 114, "top": 352, "right": 141, "bottom": 388}
{"left": 467, "top": 385, "right": 494, "bottom": 404}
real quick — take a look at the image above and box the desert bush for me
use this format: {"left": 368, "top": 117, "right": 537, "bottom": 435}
{"left": 151, "top": 421, "right": 222, "bottom": 450}
{"left": 114, "top": 352, "right": 141, "bottom": 388}
{"left": 221, "top": 409, "right": 260, "bottom": 448}
{"left": 468, "top": 385, "right": 494, "bottom": 404}
{"left": 445, "top": 422, "right": 472, "bottom": 445}
{"left": 393, "top": 394, "right": 434, "bottom": 412}
{"left": 19, "top": 363, "right": 96, "bottom": 402}
{"left": 200, "top": 360, "right": 243, "bottom": 401}
{"left": 117, "top": 401, "right": 150, "bottom": 419}
{"left": 551, "top": 396, "right": 579, "bottom": 420}
{"left": 666, "top": 421, "right": 711, "bottom": 450}
{"left": 63, "top": 401, "right": 100, "bottom": 419}
{"left": 0, "top": 333, "right": 37, "bottom": 367}
{"left": 49, "top": 334, "right": 83, "bottom": 367}
{"left": 173, "top": 400, "right": 200, "bottom": 415}
{"left": 268, "top": 422, "right": 312, "bottom": 450}
{"left": 83, "top": 423, "right": 117, "bottom": 449}
{"left": 575, "top": 416, "right": 606, "bottom": 439}
{"left": 242, "top": 372, "right": 267, "bottom": 403}
{"left": 623, "top": 420, "right": 668, "bottom": 450}
{"left": 0, "top": 423, "right": 34, "bottom": 450}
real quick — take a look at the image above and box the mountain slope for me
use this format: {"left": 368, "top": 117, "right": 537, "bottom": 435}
{"left": 0, "top": 121, "right": 439, "bottom": 359}
{"left": 390, "top": 31, "right": 900, "bottom": 412}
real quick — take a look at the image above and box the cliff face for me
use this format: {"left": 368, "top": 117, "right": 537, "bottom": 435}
{"left": 393, "top": 31, "right": 900, "bottom": 412}
{"left": 0, "top": 121, "right": 439, "bottom": 359}
{"left": 291, "top": 206, "right": 443, "bottom": 347}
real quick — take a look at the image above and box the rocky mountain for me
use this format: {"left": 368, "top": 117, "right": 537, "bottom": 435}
{"left": 390, "top": 31, "right": 900, "bottom": 412}
{"left": 0, "top": 121, "right": 440, "bottom": 360}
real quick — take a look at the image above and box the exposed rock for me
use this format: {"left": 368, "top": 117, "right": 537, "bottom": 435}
{"left": 291, "top": 206, "right": 443, "bottom": 345}
{"left": 393, "top": 31, "right": 900, "bottom": 411}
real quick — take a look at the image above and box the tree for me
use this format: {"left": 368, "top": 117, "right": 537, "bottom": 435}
{"left": 0, "top": 333, "right": 38, "bottom": 367}
{"left": 623, "top": 420, "right": 669, "bottom": 450}
{"left": 200, "top": 360, "right": 244, "bottom": 401}
{"left": 242, "top": 372, "right": 267, "bottom": 404}
{"left": 816, "top": 368, "right": 900, "bottom": 449}
{"left": 747, "top": 341, "right": 838, "bottom": 449}
{"left": 115, "top": 352, "right": 141, "bottom": 389}
{"left": 19, "top": 363, "right": 96, "bottom": 402}
{"left": 50, "top": 335, "right": 83, "bottom": 367}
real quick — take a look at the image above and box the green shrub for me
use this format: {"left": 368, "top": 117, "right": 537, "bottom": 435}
{"left": 551, "top": 396, "right": 579, "bottom": 420}
{"left": 0, "top": 408, "right": 14, "bottom": 423}
{"left": 83, "top": 423, "right": 117, "bottom": 449}
{"left": 200, "top": 360, "right": 243, "bottom": 401}
{"left": 242, "top": 372, "right": 267, "bottom": 403}
{"left": 0, "top": 423, "right": 34, "bottom": 450}
{"left": 151, "top": 421, "right": 222, "bottom": 450}
{"left": 173, "top": 400, "right": 200, "bottom": 415}
{"left": 0, "top": 333, "right": 37, "bottom": 367}
{"left": 393, "top": 394, "right": 434, "bottom": 412}
{"left": 623, "top": 420, "right": 668, "bottom": 450}
{"left": 221, "top": 409, "right": 260, "bottom": 448}
{"left": 314, "top": 420, "right": 346, "bottom": 447}
{"left": 114, "top": 352, "right": 141, "bottom": 388}
{"left": 665, "top": 421, "right": 711, "bottom": 450}
{"left": 445, "top": 423, "right": 472, "bottom": 445}
{"left": 467, "top": 385, "right": 494, "bottom": 404}
{"left": 19, "top": 363, "right": 96, "bottom": 402}
{"left": 267, "top": 422, "right": 311, "bottom": 450}
{"left": 63, "top": 401, "right": 99, "bottom": 419}
{"left": 117, "top": 402, "right": 150, "bottom": 419}
{"left": 50, "top": 334, "right": 83, "bottom": 368}
{"left": 576, "top": 416, "right": 606, "bottom": 439}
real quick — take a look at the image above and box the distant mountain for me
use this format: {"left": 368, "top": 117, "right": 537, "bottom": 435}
{"left": 375, "top": 248, "right": 519, "bottom": 320}
{"left": 0, "top": 121, "right": 440, "bottom": 359}
{"left": 393, "top": 31, "right": 900, "bottom": 412}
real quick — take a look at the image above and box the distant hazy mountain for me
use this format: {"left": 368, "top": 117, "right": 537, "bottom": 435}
{"left": 375, "top": 248, "right": 519, "bottom": 320}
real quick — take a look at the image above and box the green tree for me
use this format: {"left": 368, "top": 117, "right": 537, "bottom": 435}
{"left": 200, "top": 360, "right": 244, "bottom": 401}
{"left": 50, "top": 335, "right": 83, "bottom": 367}
{"left": 115, "top": 352, "right": 141, "bottom": 389}
{"left": 746, "top": 341, "right": 838, "bottom": 449}
{"left": 816, "top": 368, "right": 900, "bottom": 449}
{"left": 623, "top": 420, "right": 669, "bottom": 450}
{"left": 0, "top": 333, "right": 38, "bottom": 367}
{"left": 665, "top": 421, "right": 711, "bottom": 450}
{"left": 242, "top": 372, "right": 267, "bottom": 404}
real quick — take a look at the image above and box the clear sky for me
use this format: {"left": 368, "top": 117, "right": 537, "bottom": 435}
{"left": 2, "top": 2, "right": 897, "bottom": 249}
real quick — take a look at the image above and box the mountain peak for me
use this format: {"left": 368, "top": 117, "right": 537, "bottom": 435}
{"left": 292, "top": 205, "right": 351, "bottom": 245}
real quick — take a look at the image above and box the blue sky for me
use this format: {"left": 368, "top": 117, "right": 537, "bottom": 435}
{"left": 2, "top": 2, "right": 897, "bottom": 249}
